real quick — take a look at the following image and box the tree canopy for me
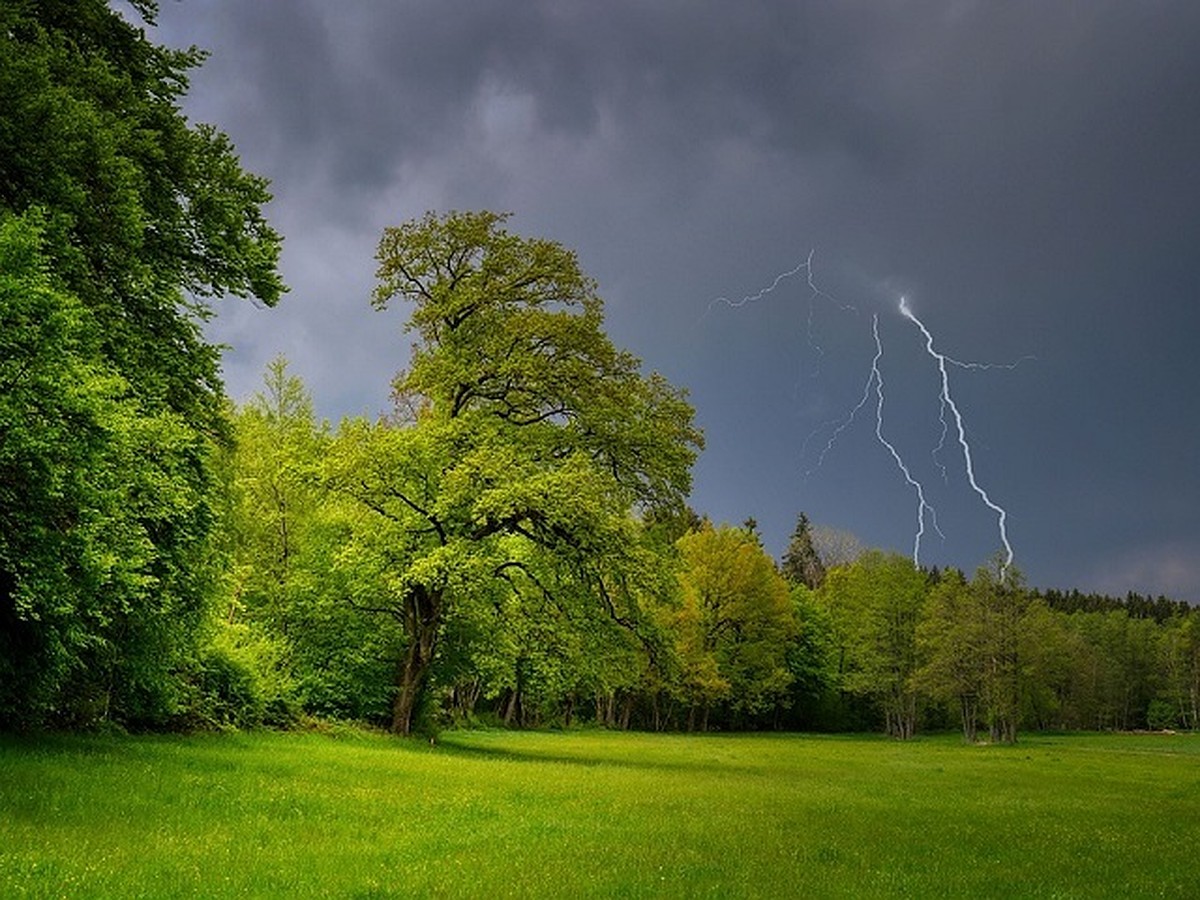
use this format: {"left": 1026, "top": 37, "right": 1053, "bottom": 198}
{"left": 327, "top": 210, "right": 703, "bottom": 734}
{"left": 1, "top": 0, "right": 282, "bottom": 439}
{"left": 673, "top": 524, "right": 797, "bottom": 728}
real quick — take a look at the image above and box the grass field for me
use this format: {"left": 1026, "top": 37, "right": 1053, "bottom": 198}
{"left": 1, "top": 727, "right": 1197, "bottom": 897}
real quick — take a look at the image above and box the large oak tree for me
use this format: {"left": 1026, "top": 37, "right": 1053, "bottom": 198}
{"left": 326, "top": 211, "right": 702, "bottom": 735}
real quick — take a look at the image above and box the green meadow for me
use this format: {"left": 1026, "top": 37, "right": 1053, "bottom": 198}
{"left": 2, "top": 728, "right": 1197, "bottom": 898}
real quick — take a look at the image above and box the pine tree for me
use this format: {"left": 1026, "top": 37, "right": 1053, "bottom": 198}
{"left": 781, "top": 513, "right": 826, "bottom": 589}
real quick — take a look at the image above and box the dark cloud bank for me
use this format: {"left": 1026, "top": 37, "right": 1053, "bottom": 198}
{"left": 148, "top": 0, "right": 1200, "bottom": 600}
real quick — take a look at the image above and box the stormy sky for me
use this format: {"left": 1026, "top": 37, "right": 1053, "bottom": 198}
{"left": 143, "top": 1, "right": 1200, "bottom": 601}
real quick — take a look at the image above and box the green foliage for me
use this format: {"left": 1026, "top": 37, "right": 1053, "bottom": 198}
{"left": 670, "top": 524, "right": 797, "bottom": 727}
{"left": 221, "top": 361, "right": 403, "bottom": 725}
{"left": 818, "top": 551, "right": 927, "bottom": 738}
{"left": 913, "top": 563, "right": 1199, "bottom": 739}
{"left": 914, "top": 568, "right": 981, "bottom": 739}
{"left": 1160, "top": 610, "right": 1200, "bottom": 730}
{"left": 225, "top": 358, "right": 327, "bottom": 602}
{"left": 192, "top": 642, "right": 263, "bottom": 730}
{"left": 781, "top": 584, "right": 840, "bottom": 728}
{"left": 0, "top": 1, "right": 283, "bottom": 300}
{"left": 289, "top": 502, "right": 404, "bottom": 722}
{"left": 440, "top": 534, "right": 658, "bottom": 729}
{"left": 1145, "top": 699, "right": 1178, "bottom": 731}
{"left": 1066, "top": 608, "right": 1164, "bottom": 731}
{"left": 0, "top": 0, "right": 282, "bottom": 437}
{"left": 968, "top": 560, "right": 1029, "bottom": 743}
{"left": 0, "top": 213, "right": 218, "bottom": 728}
{"left": 0, "top": 1, "right": 283, "bottom": 730}
{"left": 208, "top": 621, "right": 300, "bottom": 727}
{"left": 324, "top": 210, "right": 702, "bottom": 734}
{"left": 1017, "top": 597, "right": 1089, "bottom": 730}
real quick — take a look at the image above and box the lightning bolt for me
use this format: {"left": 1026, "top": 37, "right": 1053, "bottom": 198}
{"left": 707, "top": 250, "right": 855, "bottom": 369}
{"left": 804, "top": 314, "right": 943, "bottom": 565}
{"left": 898, "top": 296, "right": 1014, "bottom": 574}
{"left": 802, "top": 249, "right": 856, "bottom": 373}
{"left": 707, "top": 255, "right": 810, "bottom": 312}
{"left": 804, "top": 351, "right": 875, "bottom": 476}
{"left": 705, "top": 253, "right": 1020, "bottom": 576}
{"left": 869, "top": 314, "right": 943, "bottom": 564}
{"left": 931, "top": 344, "right": 1033, "bottom": 481}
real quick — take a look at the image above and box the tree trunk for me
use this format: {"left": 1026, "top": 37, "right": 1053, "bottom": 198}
{"left": 392, "top": 640, "right": 430, "bottom": 736}
{"left": 1190, "top": 672, "right": 1199, "bottom": 731}
{"left": 503, "top": 687, "right": 520, "bottom": 727}
{"left": 599, "top": 691, "right": 617, "bottom": 728}
{"left": 905, "top": 693, "right": 918, "bottom": 739}
{"left": 990, "top": 713, "right": 1017, "bottom": 744}
{"left": 959, "top": 694, "right": 978, "bottom": 743}
{"left": 391, "top": 585, "right": 441, "bottom": 736}
{"left": 452, "top": 678, "right": 481, "bottom": 718}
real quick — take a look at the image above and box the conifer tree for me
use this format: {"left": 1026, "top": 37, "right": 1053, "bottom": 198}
{"left": 781, "top": 513, "right": 826, "bottom": 589}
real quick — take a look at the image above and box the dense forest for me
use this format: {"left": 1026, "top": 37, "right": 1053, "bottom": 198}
{"left": 2, "top": 2, "right": 1197, "bottom": 743}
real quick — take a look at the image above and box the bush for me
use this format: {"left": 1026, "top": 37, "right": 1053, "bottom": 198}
{"left": 196, "top": 644, "right": 264, "bottom": 729}
{"left": 175, "top": 622, "right": 302, "bottom": 731}
{"left": 1146, "top": 699, "right": 1179, "bottom": 731}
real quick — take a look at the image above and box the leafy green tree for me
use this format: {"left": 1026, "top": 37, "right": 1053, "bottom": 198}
{"left": 819, "top": 551, "right": 927, "bottom": 739}
{"left": 326, "top": 211, "right": 701, "bottom": 735}
{"left": 434, "top": 533, "right": 655, "bottom": 730}
{"left": 970, "top": 559, "right": 1030, "bottom": 743}
{"left": 780, "top": 583, "right": 840, "bottom": 729}
{"left": 1068, "top": 608, "right": 1162, "bottom": 731}
{"left": 915, "top": 569, "right": 984, "bottom": 741}
{"left": 780, "top": 513, "right": 826, "bottom": 589}
{"left": 223, "top": 361, "right": 407, "bottom": 724}
{"left": 226, "top": 359, "right": 327, "bottom": 629}
{"left": 0, "top": 213, "right": 216, "bottom": 726}
{"left": 671, "top": 524, "right": 797, "bottom": 729}
{"left": 1, "top": 1, "right": 283, "bottom": 727}
{"left": 1160, "top": 610, "right": 1200, "bottom": 730}
{"left": 1017, "top": 598, "right": 1102, "bottom": 731}
{"left": 642, "top": 504, "right": 705, "bottom": 546}
{"left": 286, "top": 496, "right": 405, "bottom": 723}
{"left": 219, "top": 359, "right": 325, "bottom": 724}
{"left": 0, "top": 0, "right": 283, "bottom": 428}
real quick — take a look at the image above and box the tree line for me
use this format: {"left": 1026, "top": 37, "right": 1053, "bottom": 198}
{"left": 2, "top": 2, "right": 1196, "bottom": 742}
{"left": 217, "top": 383, "right": 1200, "bottom": 744}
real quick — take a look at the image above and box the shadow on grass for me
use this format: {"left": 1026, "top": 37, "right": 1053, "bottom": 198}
{"left": 431, "top": 731, "right": 777, "bottom": 776}
{"left": 0, "top": 730, "right": 261, "bottom": 770}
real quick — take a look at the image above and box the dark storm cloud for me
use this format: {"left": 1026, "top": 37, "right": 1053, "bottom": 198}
{"left": 181, "top": 2, "right": 1200, "bottom": 243}
{"left": 150, "top": 0, "right": 1200, "bottom": 599}
{"left": 170, "top": 2, "right": 929, "bottom": 201}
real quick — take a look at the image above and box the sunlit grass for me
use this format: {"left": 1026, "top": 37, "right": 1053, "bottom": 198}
{"left": 2, "top": 727, "right": 1197, "bottom": 897}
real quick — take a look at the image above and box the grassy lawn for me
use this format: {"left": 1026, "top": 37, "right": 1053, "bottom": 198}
{"left": 1, "top": 727, "right": 1197, "bottom": 897}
